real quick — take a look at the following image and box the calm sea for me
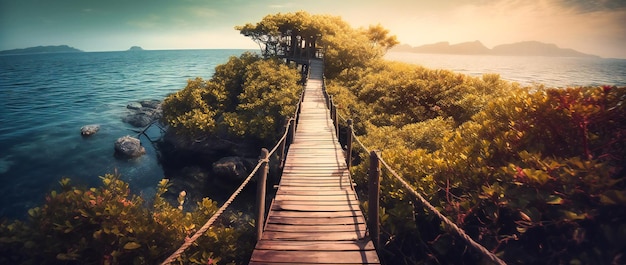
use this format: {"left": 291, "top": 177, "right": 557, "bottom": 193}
{"left": 0, "top": 50, "right": 249, "bottom": 219}
{"left": 1, "top": 50, "right": 625, "bottom": 219}
{"left": 386, "top": 52, "right": 626, "bottom": 87}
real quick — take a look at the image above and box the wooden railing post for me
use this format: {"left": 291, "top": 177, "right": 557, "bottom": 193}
{"left": 324, "top": 89, "right": 333, "bottom": 109}
{"left": 329, "top": 96, "right": 338, "bottom": 138}
{"left": 256, "top": 148, "right": 269, "bottom": 241}
{"left": 346, "top": 119, "right": 353, "bottom": 169}
{"left": 368, "top": 151, "right": 381, "bottom": 250}
{"left": 278, "top": 119, "right": 290, "bottom": 169}
{"left": 289, "top": 117, "right": 296, "bottom": 145}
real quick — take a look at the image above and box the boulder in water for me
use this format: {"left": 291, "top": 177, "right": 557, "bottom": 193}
{"left": 114, "top": 135, "right": 145, "bottom": 158}
{"left": 123, "top": 113, "right": 153, "bottom": 127}
{"left": 80, "top": 124, "right": 100, "bottom": 136}
{"left": 123, "top": 100, "right": 162, "bottom": 127}
{"left": 139, "top": 99, "right": 161, "bottom": 109}
{"left": 126, "top": 102, "right": 142, "bottom": 110}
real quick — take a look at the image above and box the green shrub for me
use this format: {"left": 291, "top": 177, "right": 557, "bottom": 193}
{"left": 0, "top": 173, "right": 255, "bottom": 265}
{"left": 329, "top": 59, "right": 626, "bottom": 264}
{"left": 162, "top": 52, "right": 301, "bottom": 144}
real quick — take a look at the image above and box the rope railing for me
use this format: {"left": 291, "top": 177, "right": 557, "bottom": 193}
{"left": 377, "top": 156, "right": 507, "bottom": 265}
{"left": 323, "top": 82, "right": 506, "bottom": 264}
{"left": 161, "top": 67, "right": 307, "bottom": 264}
{"left": 160, "top": 160, "right": 265, "bottom": 265}
{"left": 341, "top": 117, "right": 507, "bottom": 264}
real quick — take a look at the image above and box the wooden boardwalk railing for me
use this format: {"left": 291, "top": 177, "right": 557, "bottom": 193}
{"left": 249, "top": 60, "right": 381, "bottom": 264}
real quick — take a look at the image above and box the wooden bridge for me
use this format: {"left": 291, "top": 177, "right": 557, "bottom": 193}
{"left": 249, "top": 60, "right": 381, "bottom": 264}
{"left": 162, "top": 58, "right": 506, "bottom": 265}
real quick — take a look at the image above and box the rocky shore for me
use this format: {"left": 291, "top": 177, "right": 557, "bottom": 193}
{"left": 155, "top": 129, "right": 271, "bottom": 205}
{"left": 83, "top": 98, "right": 272, "bottom": 207}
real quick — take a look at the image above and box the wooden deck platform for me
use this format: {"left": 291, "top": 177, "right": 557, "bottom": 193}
{"left": 249, "top": 60, "right": 380, "bottom": 264}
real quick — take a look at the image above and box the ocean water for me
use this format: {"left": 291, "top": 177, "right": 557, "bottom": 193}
{"left": 1, "top": 50, "right": 625, "bottom": 219}
{"left": 0, "top": 50, "right": 249, "bottom": 219}
{"left": 385, "top": 52, "right": 626, "bottom": 87}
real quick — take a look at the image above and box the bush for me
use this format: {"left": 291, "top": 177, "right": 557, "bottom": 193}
{"left": 0, "top": 173, "right": 255, "bottom": 265}
{"left": 162, "top": 52, "right": 301, "bottom": 144}
{"left": 329, "top": 59, "right": 626, "bottom": 264}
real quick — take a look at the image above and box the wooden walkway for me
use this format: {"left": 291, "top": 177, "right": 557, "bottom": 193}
{"left": 249, "top": 60, "right": 380, "bottom": 264}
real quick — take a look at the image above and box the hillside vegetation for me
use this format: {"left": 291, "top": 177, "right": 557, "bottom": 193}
{"left": 327, "top": 60, "right": 625, "bottom": 264}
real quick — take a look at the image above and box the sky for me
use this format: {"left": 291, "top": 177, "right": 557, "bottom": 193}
{"left": 1, "top": 0, "right": 625, "bottom": 58}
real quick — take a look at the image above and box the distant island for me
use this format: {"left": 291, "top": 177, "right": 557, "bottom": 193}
{"left": 392, "top": 41, "right": 600, "bottom": 58}
{"left": 128, "top": 46, "right": 144, "bottom": 51}
{"left": 0, "top": 45, "right": 83, "bottom": 55}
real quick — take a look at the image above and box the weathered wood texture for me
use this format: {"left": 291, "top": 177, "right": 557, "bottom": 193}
{"left": 250, "top": 60, "right": 380, "bottom": 264}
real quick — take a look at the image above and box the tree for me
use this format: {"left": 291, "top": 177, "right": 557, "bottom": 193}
{"left": 236, "top": 11, "right": 398, "bottom": 78}
{"left": 162, "top": 52, "right": 301, "bottom": 143}
{"left": 364, "top": 24, "right": 399, "bottom": 55}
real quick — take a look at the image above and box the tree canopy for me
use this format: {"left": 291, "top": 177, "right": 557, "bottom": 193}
{"left": 161, "top": 52, "right": 301, "bottom": 143}
{"left": 236, "top": 11, "right": 398, "bottom": 78}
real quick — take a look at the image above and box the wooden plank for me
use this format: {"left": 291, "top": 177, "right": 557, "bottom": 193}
{"left": 276, "top": 190, "right": 354, "bottom": 196}
{"left": 272, "top": 204, "right": 361, "bottom": 212}
{"left": 278, "top": 181, "right": 351, "bottom": 185}
{"left": 261, "top": 231, "right": 366, "bottom": 241}
{"left": 254, "top": 240, "right": 375, "bottom": 251}
{"left": 268, "top": 211, "right": 363, "bottom": 218}
{"left": 281, "top": 170, "right": 348, "bottom": 174}
{"left": 276, "top": 185, "right": 353, "bottom": 189}
{"left": 279, "top": 178, "right": 350, "bottom": 182}
{"left": 278, "top": 178, "right": 351, "bottom": 182}
{"left": 274, "top": 194, "right": 359, "bottom": 201}
{"left": 264, "top": 224, "right": 366, "bottom": 233}
{"left": 266, "top": 216, "right": 366, "bottom": 225}
{"left": 249, "top": 249, "right": 380, "bottom": 264}
{"left": 278, "top": 181, "right": 352, "bottom": 186}
{"left": 273, "top": 200, "right": 361, "bottom": 206}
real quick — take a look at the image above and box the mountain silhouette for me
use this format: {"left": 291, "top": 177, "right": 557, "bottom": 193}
{"left": 393, "top": 41, "right": 599, "bottom": 58}
{"left": 0, "top": 45, "right": 83, "bottom": 55}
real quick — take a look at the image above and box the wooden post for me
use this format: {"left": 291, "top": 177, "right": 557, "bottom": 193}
{"left": 346, "top": 119, "right": 353, "bottom": 169}
{"left": 256, "top": 148, "right": 269, "bottom": 241}
{"left": 289, "top": 117, "right": 296, "bottom": 145}
{"left": 329, "top": 96, "right": 336, "bottom": 130}
{"left": 368, "top": 151, "right": 381, "bottom": 250}
{"left": 327, "top": 95, "right": 332, "bottom": 110}
{"left": 331, "top": 99, "right": 338, "bottom": 138}
{"left": 278, "top": 120, "right": 289, "bottom": 168}
{"left": 334, "top": 107, "right": 339, "bottom": 139}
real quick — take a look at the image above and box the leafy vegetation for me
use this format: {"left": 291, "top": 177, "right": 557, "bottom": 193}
{"left": 236, "top": 11, "right": 398, "bottom": 78}
{"left": 0, "top": 173, "right": 255, "bottom": 264}
{"left": 328, "top": 59, "right": 626, "bottom": 264}
{"left": 161, "top": 52, "right": 301, "bottom": 145}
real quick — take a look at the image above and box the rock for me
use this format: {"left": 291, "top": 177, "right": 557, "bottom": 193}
{"left": 139, "top": 99, "right": 161, "bottom": 109}
{"left": 80, "top": 124, "right": 100, "bottom": 136}
{"left": 114, "top": 135, "right": 145, "bottom": 158}
{"left": 123, "top": 113, "right": 153, "bottom": 127}
{"left": 212, "top": 156, "right": 256, "bottom": 182}
{"left": 126, "top": 102, "right": 142, "bottom": 110}
{"left": 123, "top": 99, "right": 162, "bottom": 127}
